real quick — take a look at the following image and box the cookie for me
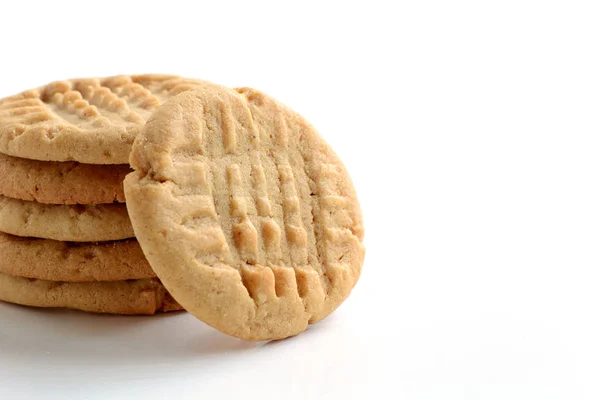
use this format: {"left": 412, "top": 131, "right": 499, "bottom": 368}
{"left": 0, "top": 74, "right": 214, "bottom": 164}
{"left": 0, "top": 232, "right": 155, "bottom": 282}
{"left": 124, "top": 86, "right": 365, "bottom": 340}
{"left": 0, "top": 272, "right": 181, "bottom": 315}
{"left": 0, "top": 152, "right": 129, "bottom": 204}
{"left": 0, "top": 196, "right": 133, "bottom": 242}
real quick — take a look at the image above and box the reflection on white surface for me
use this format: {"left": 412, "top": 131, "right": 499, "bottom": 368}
{"left": 0, "top": 300, "right": 367, "bottom": 399}
{"left": 0, "top": 303, "right": 258, "bottom": 365}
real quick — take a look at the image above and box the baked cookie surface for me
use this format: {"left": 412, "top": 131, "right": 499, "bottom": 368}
{"left": 0, "top": 232, "right": 155, "bottom": 282}
{"left": 0, "top": 273, "right": 181, "bottom": 315}
{"left": 0, "top": 75, "right": 212, "bottom": 164}
{"left": 0, "top": 152, "right": 130, "bottom": 204}
{"left": 125, "top": 86, "right": 364, "bottom": 340}
{"left": 0, "top": 196, "right": 134, "bottom": 242}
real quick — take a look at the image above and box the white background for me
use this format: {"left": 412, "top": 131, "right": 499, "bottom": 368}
{"left": 1, "top": 0, "right": 599, "bottom": 399}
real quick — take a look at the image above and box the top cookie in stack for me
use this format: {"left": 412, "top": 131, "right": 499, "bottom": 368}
{"left": 0, "top": 74, "right": 212, "bottom": 164}
{"left": 0, "top": 75, "right": 211, "bottom": 314}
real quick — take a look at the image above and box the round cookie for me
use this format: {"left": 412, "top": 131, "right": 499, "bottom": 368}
{"left": 0, "top": 152, "right": 129, "bottom": 204}
{"left": 0, "top": 232, "right": 155, "bottom": 282}
{"left": 0, "top": 272, "right": 181, "bottom": 315}
{"left": 0, "top": 74, "right": 215, "bottom": 164}
{"left": 124, "top": 86, "right": 365, "bottom": 340}
{"left": 0, "top": 196, "right": 134, "bottom": 242}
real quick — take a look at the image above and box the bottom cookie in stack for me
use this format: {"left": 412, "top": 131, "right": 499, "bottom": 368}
{"left": 0, "top": 232, "right": 182, "bottom": 315}
{"left": 0, "top": 273, "right": 181, "bottom": 315}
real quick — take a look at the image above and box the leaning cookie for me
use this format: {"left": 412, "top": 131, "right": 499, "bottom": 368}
{"left": 0, "top": 75, "right": 217, "bottom": 164}
{"left": 0, "top": 196, "right": 134, "bottom": 242}
{"left": 0, "top": 232, "right": 154, "bottom": 282}
{"left": 125, "top": 85, "right": 365, "bottom": 340}
{"left": 0, "top": 152, "right": 130, "bottom": 204}
{"left": 0, "top": 273, "right": 181, "bottom": 315}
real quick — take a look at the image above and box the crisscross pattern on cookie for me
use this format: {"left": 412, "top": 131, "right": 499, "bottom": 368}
{"left": 0, "top": 75, "right": 212, "bottom": 163}
{"left": 126, "top": 86, "right": 364, "bottom": 340}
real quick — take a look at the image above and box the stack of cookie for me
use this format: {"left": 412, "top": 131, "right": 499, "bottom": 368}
{"left": 0, "top": 75, "right": 208, "bottom": 314}
{"left": 0, "top": 75, "right": 365, "bottom": 340}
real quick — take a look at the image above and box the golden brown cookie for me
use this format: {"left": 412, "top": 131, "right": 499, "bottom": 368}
{"left": 0, "top": 75, "right": 214, "bottom": 164}
{"left": 0, "top": 196, "right": 134, "bottom": 241}
{"left": 0, "top": 232, "right": 155, "bottom": 281}
{"left": 124, "top": 86, "right": 365, "bottom": 340}
{"left": 0, "top": 152, "right": 130, "bottom": 204}
{"left": 0, "top": 272, "right": 182, "bottom": 315}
